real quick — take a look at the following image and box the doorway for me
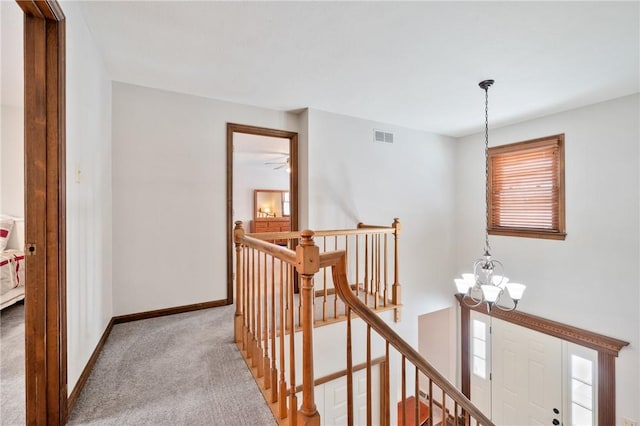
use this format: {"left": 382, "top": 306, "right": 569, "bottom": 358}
{"left": 226, "top": 123, "right": 298, "bottom": 304}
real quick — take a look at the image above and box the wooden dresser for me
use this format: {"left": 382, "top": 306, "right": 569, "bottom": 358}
{"left": 250, "top": 218, "right": 291, "bottom": 245}
{"left": 250, "top": 217, "right": 291, "bottom": 233}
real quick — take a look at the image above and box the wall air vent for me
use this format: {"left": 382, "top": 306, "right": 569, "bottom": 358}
{"left": 374, "top": 129, "right": 394, "bottom": 144}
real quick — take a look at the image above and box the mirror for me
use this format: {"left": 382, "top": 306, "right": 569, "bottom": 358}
{"left": 254, "top": 189, "right": 290, "bottom": 218}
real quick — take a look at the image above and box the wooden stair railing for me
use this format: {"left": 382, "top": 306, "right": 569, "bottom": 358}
{"left": 233, "top": 220, "right": 403, "bottom": 425}
{"left": 329, "top": 251, "right": 495, "bottom": 426}
{"left": 233, "top": 221, "right": 491, "bottom": 426}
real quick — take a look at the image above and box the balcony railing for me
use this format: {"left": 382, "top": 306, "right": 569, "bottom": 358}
{"left": 233, "top": 220, "right": 493, "bottom": 426}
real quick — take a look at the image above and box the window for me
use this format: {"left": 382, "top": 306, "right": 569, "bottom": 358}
{"left": 282, "top": 191, "right": 290, "bottom": 217}
{"left": 566, "top": 343, "right": 597, "bottom": 426}
{"left": 472, "top": 319, "right": 488, "bottom": 379}
{"left": 488, "top": 134, "right": 566, "bottom": 240}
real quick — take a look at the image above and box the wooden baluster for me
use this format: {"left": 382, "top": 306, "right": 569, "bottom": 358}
{"left": 392, "top": 218, "right": 401, "bottom": 322}
{"left": 346, "top": 307, "right": 354, "bottom": 426}
{"left": 383, "top": 233, "right": 388, "bottom": 307}
{"left": 333, "top": 235, "right": 338, "bottom": 318}
{"left": 279, "top": 259, "right": 288, "bottom": 419}
{"left": 401, "top": 356, "right": 406, "bottom": 426}
{"left": 343, "top": 235, "right": 349, "bottom": 318}
{"left": 256, "top": 250, "right": 263, "bottom": 376}
{"left": 384, "top": 342, "right": 390, "bottom": 426}
{"left": 428, "top": 379, "right": 434, "bottom": 426}
{"left": 263, "top": 252, "right": 270, "bottom": 386}
{"left": 296, "top": 230, "right": 320, "bottom": 426}
{"left": 454, "top": 401, "right": 459, "bottom": 425}
{"left": 270, "top": 256, "right": 277, "bottom": 402}
{"left": 414, "top": 368, "right": 419, "bottom": 426}
{"left": 234, "top": 222, "right": 244, "bottom": 344}
{"left": 243, "top": 246, "right": 249, "bottom": 351}
{"left": 285, "top": 256, "right": 291, "bottom": 332}
{"left": 366, "top": 324, "right": 372, "bottom": 426}
{"left": 344, "top": 235, "right": 349, "bottom": 279}
{"left": 441, "top": 388, "right": 446, "bottom": 426}
{"left": 288, "top": 263, "right": 297, "bottom": 426}
{"left": 249, "top": 248, "right": 255, "bottom": 364}
{"left": 355, "top": 234, "right": 360, "bottom": 297}
{"left": 374, "top": 234, "right": 380, "bottom": 309}
{"left": 364, "top": 233, "right": 369, "bottom": 306}
{"left": 370, "top": 234, "right": 375, "bottom": 306}
{"left": 322, "top": 236, "right": 327, "bottom": 322}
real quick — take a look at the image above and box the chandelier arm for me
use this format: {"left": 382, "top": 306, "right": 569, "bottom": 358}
{"left": 461, "top": 292, "right": 484, "bottom": 308}
{"left": 492, "top": 299, "right": 518, "bottom": 312}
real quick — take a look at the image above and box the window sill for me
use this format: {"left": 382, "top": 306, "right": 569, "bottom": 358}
{"left": 488, "top": 228, "right": 567, "bottom": 240}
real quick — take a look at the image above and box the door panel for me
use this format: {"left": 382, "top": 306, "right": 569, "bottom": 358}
{"left": 319, "top": 366, "right": 380, "bottom": 426}
{"left": 492, "top": 317, "right": 562, "bottom": 426}
{"left": 323, "top": 376, "right": 348, "bottom": 426}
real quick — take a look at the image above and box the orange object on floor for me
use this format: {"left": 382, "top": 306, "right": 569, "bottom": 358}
{"left": 397, "top": 396, "right": 430, "bottom": 426}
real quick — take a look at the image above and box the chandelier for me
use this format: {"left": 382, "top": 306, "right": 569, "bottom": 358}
{"left": 454, "top": 79, "right": 526, "bottom": 312}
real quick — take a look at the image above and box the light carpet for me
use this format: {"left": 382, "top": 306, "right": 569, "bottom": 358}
{"left": 68, "top": 305, "right": 276, "bottom": 426}
{"left": 0, "top": 302, "right": 25, "bottom": 426}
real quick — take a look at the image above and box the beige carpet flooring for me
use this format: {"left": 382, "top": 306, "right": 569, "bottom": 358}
{"left": 0, "top": 301, "right": 25, "bottom": 426}
{"left": 68, "top": 305, "right": 276, "bottom": 425}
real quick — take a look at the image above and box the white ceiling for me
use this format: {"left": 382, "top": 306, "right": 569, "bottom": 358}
{"left": 3, "top": 2, "right": 639, "bottom": 137}
{"left": 77, "top": 1, "right": 640, "bottom": 137}
{"left": 234, "top": 133, "right": 289, "bottom": 167}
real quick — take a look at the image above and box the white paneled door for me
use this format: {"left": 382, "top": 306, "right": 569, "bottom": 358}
{"left": 318, "top": 366, "right": 380, "bottom": 426}
{"left": 491, "top": 317, "right": 563, "bottom": 426}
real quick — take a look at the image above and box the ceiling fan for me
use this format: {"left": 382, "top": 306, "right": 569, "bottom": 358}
{"left": 264, "top": 156, "right": 290, "bottom": 171}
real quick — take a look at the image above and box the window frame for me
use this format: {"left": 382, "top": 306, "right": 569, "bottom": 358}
{"left": 487, "top": 134, "right": 566, "bottom": 240}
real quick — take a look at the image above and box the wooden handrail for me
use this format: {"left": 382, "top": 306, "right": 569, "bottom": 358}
{"left": 247, "top": 226, "right": 395, "bottom": 242}
{"left": 236, "top": 233, "right": 297, "bottom": 265}
{"left": 357, "top": 222, "right": 393, "bottom": 230}
{"left": 330, "top": 252, "right": 494, "bottom": 426}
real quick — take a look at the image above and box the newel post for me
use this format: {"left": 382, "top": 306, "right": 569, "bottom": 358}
{"left": 392, "top": 218, "right": 402, "bottom": 322}
{"left": 296, "top": 230, "right": 321, "bottom": 426}
{"left": 234, "top": 221, "right": 245, "bottom": 344}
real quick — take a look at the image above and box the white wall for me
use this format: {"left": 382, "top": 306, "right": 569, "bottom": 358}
{"left": 63, "top": 1, "right": 113, "bottom": 393}
{"left": 0, "top": 105, "right": 23, "bottom": 217}
{"left": 111, "top": 82, "right": 299, "bottom": 316}
{"left": 233, "top": 158, "right": 289, "bottom": 226}
{"left": 454, "top": 94, "right": 640, "bottom": 423}
{"left": 306, "top": 109, "right": 458, "bottom": 347}
{"left": 1, "top": 0, "right": 24, "bottom": 218}
{"left": 418, "top": 307, "right": 456, "bottom": 384}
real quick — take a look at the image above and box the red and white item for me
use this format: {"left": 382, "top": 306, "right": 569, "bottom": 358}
{"left": 0, "top": 216, "right": 14, "bottom": 251}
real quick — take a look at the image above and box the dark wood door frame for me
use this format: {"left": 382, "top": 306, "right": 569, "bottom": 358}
{"left": 17, "top": 0, "right": 68, "bottom": 424}
{"left": 226, "top": 123, "right": 299, "bottom": 304}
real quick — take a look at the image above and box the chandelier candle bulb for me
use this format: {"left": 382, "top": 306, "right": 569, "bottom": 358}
{"left": 454, "top": 79, "right": 526, "bottom": 312}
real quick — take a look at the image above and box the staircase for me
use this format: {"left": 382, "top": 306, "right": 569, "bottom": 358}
{"left": 233, "top": 219, "right": 494, "bottom": 426}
